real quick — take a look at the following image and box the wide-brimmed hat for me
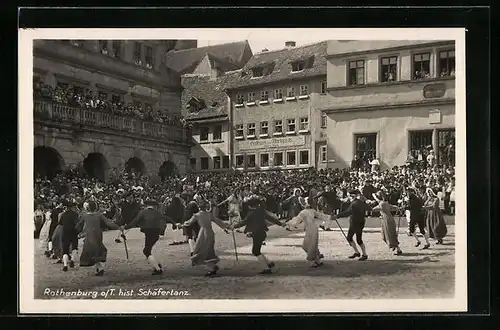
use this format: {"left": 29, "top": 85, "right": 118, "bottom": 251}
{"left": 144, "top": 199, "right": 158, "bottom": 206}
{"left": 349, "top": 189, "right": 361, "bottom": 196}
{"left": 426, "top": 187, "right": 437, "bottom": 197}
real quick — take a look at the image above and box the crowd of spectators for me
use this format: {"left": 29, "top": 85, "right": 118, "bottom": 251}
{"left": 33, "top": 80, "right": 192, "bottom": 129}
{"left": 34, "top": 160, "right": 456, "bottom": 237}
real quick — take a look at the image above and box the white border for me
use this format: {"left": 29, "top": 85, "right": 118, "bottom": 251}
{"left": 19, "top": 28, "right": 467, "bottom": 314}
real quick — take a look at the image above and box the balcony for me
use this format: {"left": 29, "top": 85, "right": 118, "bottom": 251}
{"left": 34, "top": 100, "right": 192, "bottom": 144}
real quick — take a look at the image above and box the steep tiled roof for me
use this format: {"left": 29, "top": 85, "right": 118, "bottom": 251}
{"left": 227, "top": 41, "right": 327, "bottom": 90}
{"left": 207, "top": 53, "right": 241, "bottom": 72}
{"left": 166, "top": 41, "right": 251, "bottom": 74}
{"left": 181, "top": 70, "right": 242, "bottom": 121}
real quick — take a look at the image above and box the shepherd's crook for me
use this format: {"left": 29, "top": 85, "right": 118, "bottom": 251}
{"left": 231, "top": 227, "right": 239, "bottom": 261}
{"left": 334, "top": 218, "right": 349, "bottom": 244}
{"left": 121, "top": 230, "right": 129, "bottom": 260}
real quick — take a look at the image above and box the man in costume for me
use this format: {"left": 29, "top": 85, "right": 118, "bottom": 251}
{"left": 59, "top": 201, "right": 80, "bottom": 271}
{"left": 115, "top": 192, "right": 141, "bottom": 243}
{"left": 231, "top": 196, "right": 285, "bottom": 274}
{"left": 333, "top": 189, "right": 372, "bottom": 261}
{"left": 121, "top": 199, "right": 167, "bottom": 275}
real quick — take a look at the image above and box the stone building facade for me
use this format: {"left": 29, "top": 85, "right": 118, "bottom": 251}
{"left": 317, "top": 40, "right": 456, "bottom": 170}
{"left": 33, "top": 39, "right": 193, "bottom": 180}
{"left": 227, "top": 41, "right": 328, "bottom": 171}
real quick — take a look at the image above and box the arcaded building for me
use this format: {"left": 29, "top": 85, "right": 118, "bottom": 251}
{"left": 33, "top": 40, "right": 194, "bottom": 180}
{"left": 226, "top": 41, "right": 328, "bottom": 171}
{"left": 316, "top": 40, "right": 456, "bottom": 170}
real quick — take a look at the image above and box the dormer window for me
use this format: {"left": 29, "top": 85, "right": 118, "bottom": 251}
{"left": 291, "top": 61, "right": 305, "bottom": 72}
{"left": 188, "top": 97, "right": 205, "bottom": 113}
{"left": 252, "top": 67, "right": 264, "bottom": 77}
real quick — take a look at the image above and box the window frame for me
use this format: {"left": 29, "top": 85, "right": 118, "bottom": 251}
{"left": 321, "top": 80, "right": 327, "bottom": 94}
{"left": 408, "top": 129, "right": 434, "bottom": 159}
{"left": 287, "top": 86, "right": 296, "bottom": 98}
{"left": 379, "top": 55, "right": 399, "bottom": 83}
{"left": 348, "top": 59, "right": 366, "bottom": 86}
{"left": 247, "top": 92, "right": 256, "bottom": 103}
{"left": 299, "top": 149, "right": 310, "bottom": 166}
{"left": 321, "top": 112, "right": 327, "bottom": 128}
{"left": 354, "top": 133, "right": 378, "bottom": 162}
{"left": 273, "top": 152, "right": 284, "bottom": 167}
{"left": 299, "top": 117, "right": 309, "bottom": 132}
{"left": 235, "top": 155, "right": 245, "bottom": 168}
{"left": 438, "top": 49, "right": 456, "bottom": 78}
{"left": 235, "top": 124, "right": 244, "bottom": 138}
{"left": 260, "top": 90, "right": 269, "bottom": 101}
{"left": 320, "top": 145, "right": 327, "bottom": 163}
{"left": 200, "top": 157, "right": 209, "bottom": 171}
{"left": 286, "top": 150, "right": 297, "bottom": 166}
{"left": 247, "top": 154, "right": 256, "bottom": 168}
{"left": 222, "top": 155, "right": 230, "bottom": 169}
{"left": 213, "top": 156, "right": 221, "bottom": 170}
{"left": 411, "top": 52, "right": 432, "bottom": 81}
{"left": 260, "top": 121, "right": 269, "bottom": 136}
{"left": 199, "top": 126, "right": 210, "bottom": 142}
{"left": 287, "top": 118, "right": 296, "bottom": 134}
{"left": 247, "top": 122, "right": 256, "bottom": 137}
{"left": 274, "top": 120, "right": 283, "bottom": 135}
{"left": 299, "top": 84, "right": 309, "bottom": 96}
{"left": 291, "top": 61, "right": 305, "bottom": 72}
{"left": 213, "top": 124, "right": 222, "bottom": 141}
{"left": 260, "top": 153, "right": 270, "bottom": 168}
{"left": 236, "top": 93, "right": 245, "bottom": 105}
{"left": 274, "top": 88, "right": 283, "bottom": 99}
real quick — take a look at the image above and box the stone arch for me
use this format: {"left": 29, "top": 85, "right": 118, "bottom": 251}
{"left": 83, "top": 152, "right": 110, "bottom": 182}
{"left": 125, "top": 157, "right": 146, "bottom": 175}
{"left": 34, "top": 146, "right": 65, "bottom": 179}
{"left": 159, "top": 160, "right": 178, "bottom": 180}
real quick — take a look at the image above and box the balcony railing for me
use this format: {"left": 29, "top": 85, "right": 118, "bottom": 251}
{"left": 34, "top": 100, "right": 192, "bottom": 144}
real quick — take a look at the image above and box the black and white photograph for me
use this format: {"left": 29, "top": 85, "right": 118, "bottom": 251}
{"left": 19, "top": 28, "right": 467, "bottom": 313}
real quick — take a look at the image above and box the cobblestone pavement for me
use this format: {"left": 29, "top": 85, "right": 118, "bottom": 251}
{"left": 34, "top": 218, "right": 455, "bottom": 300}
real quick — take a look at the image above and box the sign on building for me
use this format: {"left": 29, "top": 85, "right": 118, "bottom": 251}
{"left": 238, "top": 135, "right": 306, "bottom": 151}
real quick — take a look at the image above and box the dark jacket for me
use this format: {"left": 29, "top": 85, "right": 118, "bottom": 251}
{"left": 408, "top": 194, "right": 425, "bottom": 221}
{"left": 337, "top": 199, "right": 372, "bottom": 224}
{"left": 234, "top": 206, "right": 281, "bottom": 235}
{"left": 125, "top": 207, "right": 166, "bottom": 233}
{"left": 59, "top": 209, "right": 79, "bottom": 235}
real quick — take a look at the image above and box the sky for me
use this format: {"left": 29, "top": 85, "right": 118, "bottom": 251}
{"left": 197, "top": 39, "right": 325, "bottom": 53}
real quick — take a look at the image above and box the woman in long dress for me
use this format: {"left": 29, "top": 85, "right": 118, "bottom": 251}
{"left": 182, "top": 199, "right": 231, "bottom": 276}
{"left": 286, "top": 197, "right": 333, "bottom": 268}
{"left": 424, "top": 188, "right": 448, "bottom": 244}
{"left": 282, "top": 188, "right": 305, "bottom": 221}
{"left": 218, "top": 188, "right": 243, "bottom": 226}
{"left": 371, "top": 191, "right": 403, "bottom": 255}
{"left": 75, "top": 201, "right": 120, "bottom": 276}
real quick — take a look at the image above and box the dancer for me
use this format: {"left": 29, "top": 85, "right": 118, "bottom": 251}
{"left": 286, "top": 197, "right": 334, "bottom": 267}
{"left": 121, "top": 199, "right": 167, "bottom": 275}
{"left": 333, "top": 190, "right": 372, "bottom": 261}
{"left": 423, "top": 188, "right": 448, "bottom": 244}
{"left": 218, "top": 188, "right": 243, "bottom": 226}
{"left": 406, "top": 187, "right": 430, "bottom": 249}
{"left": 46, "top": 202, "right": 64, "bottom": 259}
{"left": 75, "top": 201, "right": 120, "bottom": 276}
{"left": 182, "top": 199, "right": 231, "bottom": 276}
{"left": 370, "top": 191, "right": 403, "bottom": 255}
{"left": 314, "top": 186, "right": 338, "bottom": 231}
{"left": 230, "top": 196, "right": 285, "bottom": 274}
{"left": 59, "top": 201, "right": 80, "bottom": 271}
{"left": 114, "top": 192, "right": 140, "bottom": 243}
{"left": 184, "top": 197, "right": 201, "bottom": 255}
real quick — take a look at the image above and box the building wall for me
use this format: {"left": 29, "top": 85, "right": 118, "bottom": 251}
{"left": 190, "top": 121, "right": 231, "bottom": 172}
{"left": 33, "top": 40, "right": 191, "bottom": 178}
{"left": 230, "top": 77, "right": 326, "bottom": 170}
{"left": 33, "top": 40, "right": 183, "bottom": 115}
{"left": 34, "top": 123, "right": 190, "bottom": 177}
{"left": 321, "top": 40, "right": 456, "bottom": 170}
{"left": 327, "top": 41, "right": 455, "bottom": 89}
{"left": 324, "top": 104, "right": 455, "bottom": 169}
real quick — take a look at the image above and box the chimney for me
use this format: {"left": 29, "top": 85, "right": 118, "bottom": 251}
{"left": 285, "top": 41, "right": 296, "bottom": 49}
{"left": 261, "top": 48, "right": 269, "bottom": 52}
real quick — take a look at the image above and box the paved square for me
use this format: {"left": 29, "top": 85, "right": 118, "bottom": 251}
{"left": 34, "top": 221, "right": 455, "bottom": 300}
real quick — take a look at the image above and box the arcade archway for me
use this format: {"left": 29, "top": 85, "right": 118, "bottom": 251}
{"left": 34, "top": 146, "right": 65, "bottom": 179}
{"left": 83, "top": 152, "right": 110, "bottom": 182}
{"left": 125, "top": 157, "right": 146, "bottom": 175}
{"left": 159, "top": 161, "right": 178, "bottom": 180}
